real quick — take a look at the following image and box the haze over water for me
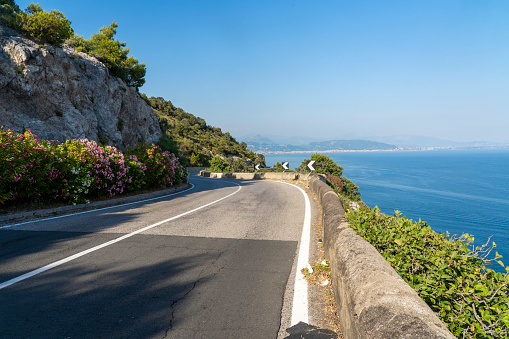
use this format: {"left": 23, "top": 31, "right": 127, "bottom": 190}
{"left": 264, "top": 149, "right": 509, "bottom": 268}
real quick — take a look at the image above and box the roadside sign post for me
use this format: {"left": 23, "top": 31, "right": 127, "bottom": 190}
{"left": 255, "top": 164, "right": 261, "bottom": 174}
{"left": 282, "top": 162, "right": 289, "bottom": 180}
{"left": 306, "top": 160, "right": 316, "bottom": 187}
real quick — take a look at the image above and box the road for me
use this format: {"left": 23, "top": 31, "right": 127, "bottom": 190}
{"left": 0, "top": 174, "right": 311, "bottom": 338}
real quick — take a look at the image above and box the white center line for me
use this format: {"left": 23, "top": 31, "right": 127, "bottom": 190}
{"left": 0, "top": 185, "right": 197, "bottom": 229}
{"left": 0, "top": 182, "right": 242, "bottom": 290}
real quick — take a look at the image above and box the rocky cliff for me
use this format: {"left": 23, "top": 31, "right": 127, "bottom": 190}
{"left": 0, "top": 23, "right": 161, "bottom": 149}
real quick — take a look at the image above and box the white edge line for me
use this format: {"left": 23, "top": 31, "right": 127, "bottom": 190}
{"left": 278, "top": 181, "right": 311, "bottom": 326}
{"left": 0, "top": 184, "right": 196, "bottom": 229}
{"left": 0, "top": 182, "right": 242, "bottom": 290}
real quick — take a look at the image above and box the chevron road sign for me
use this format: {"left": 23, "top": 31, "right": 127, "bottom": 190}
{"left": 255, "top": 164, "right": 261, "bottom": 171}
{"left": 306, "top": 160, "right": 316, "bottom": 172}
{"left": 282, "top": 162, "right": 289, "bottom": 170}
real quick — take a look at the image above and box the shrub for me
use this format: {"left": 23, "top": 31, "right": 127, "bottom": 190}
{"left": 299, "top": 154, "right": 361, "bottom": 201}
{"left": 226, "top": 157, "right": 248, "bottom": 172}
{"left": 18, "top": 3, "right": 73, "bottom": 46}
{"left": 0, "top": 128, "right": 188, "bottom": 206}
{"left": 209, "top": 155, "right": 230, "bottom": 173}
{"left": 68, "top": 22, "right": 146, "bottom": 89}
{"left": 297, "top": 153, "right": 343, "bottom": 177}
{"left": 0, "top": 0, "right": 21, "bottom": 28}
{"left": 345, "top": 206, "right": 509, "bottom": 338}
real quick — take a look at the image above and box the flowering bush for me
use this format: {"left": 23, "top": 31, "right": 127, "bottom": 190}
{"left": 0, "top": 127, "right": 188, "bottom": 206}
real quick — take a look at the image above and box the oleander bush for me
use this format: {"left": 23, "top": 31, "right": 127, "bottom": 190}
{"left": 0, "top": 128, "right": 188, "bottom": 206}
{"left": 345, "top": 205, "right": 509, "bottom": 338}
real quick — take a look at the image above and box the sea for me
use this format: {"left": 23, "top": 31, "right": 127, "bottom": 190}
{"left": 264, "top": 149, "right": 509, "bottom": 269}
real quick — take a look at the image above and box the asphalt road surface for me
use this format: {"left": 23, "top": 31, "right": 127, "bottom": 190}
{"left": 0, "top": 174, "right": 310, "bottom": 338}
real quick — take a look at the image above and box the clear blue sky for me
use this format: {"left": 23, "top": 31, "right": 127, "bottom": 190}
{"left": 16, "top": 0, "right": 509, "bottom": 143}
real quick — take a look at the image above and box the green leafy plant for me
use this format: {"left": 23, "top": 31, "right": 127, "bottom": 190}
{"left": 209, "top": 155, "right": 230, "bottom": 173}
{"left": 17, "top": 3, "right": 73, "bottom": 46}
{"left": 144, "top": 95, "right": 259, "bottom": 167}
{"left": 345, "top": 206, "right": 509, "bottom": 338}
{"left": 116, "top": 117, "right": 124, "bottom": 131}
{"left": 299, "top": 154, "right": 361, "bottom": 201}
{"left": 67, "top": 22, "right": 146, "bottom": 89}
{"left": 0, "top": 0, "right": 21, "bottom": 29}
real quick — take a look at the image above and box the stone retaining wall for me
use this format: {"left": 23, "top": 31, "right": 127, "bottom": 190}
{"left": 199, "top": 171, "right": 303, "bottom": 181}
{"left": 308, "top": 175, "right": 455, "bottom": 338}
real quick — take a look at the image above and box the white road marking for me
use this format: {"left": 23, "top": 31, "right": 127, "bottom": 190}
{"left": 279, "top": 181, "right": 311, "bottom": 326}
{"left": 0, "top": 182, "right": 242, "bottom": 290}
{"left": 0, "top": 184, "right": 196, "bottom": 230}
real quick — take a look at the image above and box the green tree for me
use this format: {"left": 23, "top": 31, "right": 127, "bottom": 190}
{"left": 298, "top": 153, "right": 361, "bottom": 201}
{"left": 190, "top": 153, "right": 200, "bottom": 166}
{"left": 296, "top": 153, "right": 343, "bottom": 177}
{"left": 226, "top": 157, "right": 248, "bottom": 172}
{"left": 17, "top": 3, "right": 73, "bottom": 46}
{"left": 68, "top": 21, "right": 146, "bottom": 89}
{"left": 0, "top": 0, "right": 21, "bottom": 28}
{"left": 209, "top": 156, "right": 230, "bottom": 173}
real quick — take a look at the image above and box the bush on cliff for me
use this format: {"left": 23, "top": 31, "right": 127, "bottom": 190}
{"left": 67, "top": 21, "right": 146, "bottom": 89}
{"left": 18, "top": 3, "right": 73, "bottom": 46}
{"left": 297, "top": 154, "right": 361, "bottom": 201}
{"left": 345, "top": 205, "right": 509, "bottom": 338}
{"left": 0, "top": 128, "right": 187, "bottom": 206}
{"left": 0, "top": 0, "right": 21, "bottom": 28}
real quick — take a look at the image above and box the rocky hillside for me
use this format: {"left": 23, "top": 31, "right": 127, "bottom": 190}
{"left": 0, "top": 23, "right": 161, "bottom": 150}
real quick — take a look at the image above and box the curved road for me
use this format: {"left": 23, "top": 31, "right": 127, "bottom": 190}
{"left": 0, "top": 174, "right": 310, "bottom": 338}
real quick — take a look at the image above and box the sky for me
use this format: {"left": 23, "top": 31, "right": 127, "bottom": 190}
{"left": 16, "top": 0, "right": 509, "bottom": 143}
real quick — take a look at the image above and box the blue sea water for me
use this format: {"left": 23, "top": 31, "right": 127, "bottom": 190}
{"left": 264, "top": 149, "right": 509, "bottom": 267}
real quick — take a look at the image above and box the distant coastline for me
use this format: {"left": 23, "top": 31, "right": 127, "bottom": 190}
{"left": 260, "top": 145, "right": 509, "bottom": 155}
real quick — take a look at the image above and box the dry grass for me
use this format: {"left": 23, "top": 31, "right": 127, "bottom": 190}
{"left": 306, "top": 201, "right": 343, "bottom": 337}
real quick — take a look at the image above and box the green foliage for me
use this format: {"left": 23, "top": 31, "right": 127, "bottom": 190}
{"left": 116, "top": 117, "right": 124, "bottom": 131}
{"left": 345, "top": 206, "right": 509, "bottom": 338}
{"left": 226, "top": 157, "right": 248, "bottom": 172}
{"left": 65, "top": 34, "right": 88, "bottom": 52}
{"left": 297, "top": 153, "right": 343, "bottom": 177}
{"left": 156, "top": 133, "right": 182, "bottom": 163}
{"left": 18, "top": 3, "right": 73, "bottom": 46}
{"left": 66, "top": 22, "right": 146, "bottom": 89}
{"left": 209, "top": 155, "right": 230, "bottom": 173}
{"left": 299, "top": 154, "right": 361, "bottom": 201}
{"left": 144, "top": 95, "right": 259, "bottom": 167}
{"left": 0, "top": 0, "right": 21, "bottom": 29}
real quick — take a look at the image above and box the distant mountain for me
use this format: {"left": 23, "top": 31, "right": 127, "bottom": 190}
{"left": 244, "top": 134, "right": 275, "bottom": 144}
{"left": 242, "top": 134, "right": 323, "bottom": 145}
{"left": 246, "top": 139, "right": 398, "bottom": 153}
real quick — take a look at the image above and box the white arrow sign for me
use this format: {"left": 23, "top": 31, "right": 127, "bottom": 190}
{"left": 282, "top": 162, "right": 289, "bottom": 170}
{"left": 255, "top": 164, "right": 261, "bottom": 171}
{"left": 306, "top": 160, "right": 316, "bottom": 171}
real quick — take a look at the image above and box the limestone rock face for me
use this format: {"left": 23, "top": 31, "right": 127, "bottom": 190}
{"left": 0, "top": 24, "right": 161, "bottom": 149}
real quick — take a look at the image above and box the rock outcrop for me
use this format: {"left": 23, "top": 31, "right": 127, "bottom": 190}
{"left": 0, "top": 23, "right": 161, "bottom": 149}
